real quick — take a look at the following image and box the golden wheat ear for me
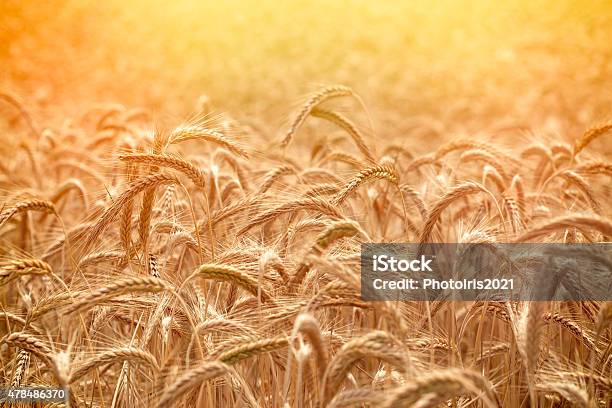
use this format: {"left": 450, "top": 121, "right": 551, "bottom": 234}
{"left": 573, "top": 122, "right": 612, "bottom": 156}
{"left": 333, "top": 164, "right": 398, "bottom": 205}
{"left": 282, "top": 85, "right": 357, "bottom": 148}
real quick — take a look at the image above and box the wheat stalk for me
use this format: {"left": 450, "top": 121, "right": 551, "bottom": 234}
{"left": 419, "top": 181, "right": 495, "bottom": 244}
{"left": 380, "top": 368, "right": 498, "bottom": 408}
{"left": 156, "top": 361, "right": 230, "bottom": 408}
{"left": 0, "top": 258, "right": 53, "bottom": 287}
{"left": 0, "top": 199, "right": 56, "bottom": 230}
{"left": 83, "top": 173, "right": 181, "bottom": 253}
{"left": 282, "top": 85, "right": 355, "bottom": 148}
{"left": 289, "top": 219, "right": 366, "bottom": 288}
{"left": 119, "top": 153, "right": 207, "bottom": 188}
{"left": 516, "top": 214, "right": 612, "bottom": 241}
{"left": 311, "top": 108, "right": 376, "bottom": 163}
{"left": 573, "top": 122, "right": 612, "bottom": 156}
{"left": 65, "top": 276, "right": 172, "bottom": 314}
{"left": 322, "top": 331, "right": 406, "bottom": 405}
{"left": 185, "top": 264, "right": 273, "bottom": 303}
{"left": 238, "top": 197, "right": 342, "bottom": 235}
{"left": 333, "top": 164, "right": 398, "bottom": 205}
{"left": 215, "top": 336, "right": 288, "bottom": 364}
{"left": 257, "top": 164, "right": 296, "bottom": 194}
{"left": 170, "top": 125, "right": 249, "bottom": 158}
{"left": 70, "top": 347, "right": 160, "bottom": 383}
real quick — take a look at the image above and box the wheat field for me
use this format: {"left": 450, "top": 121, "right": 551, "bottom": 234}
{"left": 1, "top": 1, "right": 612, "bottom": 407}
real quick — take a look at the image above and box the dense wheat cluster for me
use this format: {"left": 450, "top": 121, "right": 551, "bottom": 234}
{"left": 1, "top": 1, "right": 612, "bottom": 407}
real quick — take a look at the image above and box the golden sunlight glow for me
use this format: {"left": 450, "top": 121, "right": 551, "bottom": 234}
{"left": 1, "top": 1, "right": 611, "bottom": 407}
{"left": 3, "top": 0, "right": 611, "bottom": 135}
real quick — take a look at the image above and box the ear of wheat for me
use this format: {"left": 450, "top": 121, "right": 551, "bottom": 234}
{"left": 333, "top": 164, "right": 398, "bottom": 205}
{"left": 282, "top": 85, "right": 356, "bottom": 148}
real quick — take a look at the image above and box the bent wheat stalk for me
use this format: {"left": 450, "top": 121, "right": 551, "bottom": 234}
{"left": 328, "top": 389, "right": 384, "bottom": 408}
{"left": 0, "top": 199, "right": 56, "bottom": 230}
{"left": 282, "top": 85, "right": 356, "bottom": 148}
{"left": 332, "top": 164, "right": 398, "bottom": 205}
{"left": 1, "top": 259, "right": 53, "bottom": 287}
{"left": 322, "top": 331, "right": 407, "bottom": 405}
{"left": 573, "top": 122, "right": 612, "bottom": 156}
{"left": 311, "top": 108, "right": 376, "bottom": 163}
{"left": 65, "top": 277, "right": 172, "bottom": 315}
{"left": 238, "top": 197, "right": 342, "bottom": 235}
{"left": 419, "top": 182, "right": 497, "bottom": 245}
{"left": 156, "top": 361, "right": 230, "bottom": 408}
{"left": 83, "top": 173, "right": 181, "bottom": 253}
{"left": 515, "top": 214, "right": 612, "bottom": 242}
{"left": 257, "top": 164, "right": 297, "bottom": 194}
{"left": 380, "top": 368, "right": 498, "bottom": 408}
{"left": 216, "top": 336, "right": 288, "bottom": 364}
{"left": 1, "top": 332, "right": 52, "bottom": 362}
{"left": 70, "top": 347, "right": 160, "bottom": 383}
{"left": 289, "top": 219, "right": 366, "bottom": 288}
{"left": 185, "top": 264, "right": 273, "bottom": 304}
{"left": 170, "top": 125, "right": 249, "bottom": 158}
{"left": 119, "top": 153, "right": 207, "bottom": 188}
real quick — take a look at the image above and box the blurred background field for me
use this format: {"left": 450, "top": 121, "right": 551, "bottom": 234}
{"left": 1, "top": 0, "right": 611, "bottom": 150}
